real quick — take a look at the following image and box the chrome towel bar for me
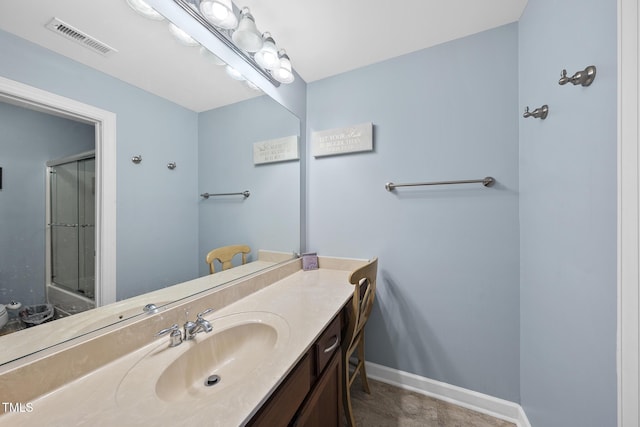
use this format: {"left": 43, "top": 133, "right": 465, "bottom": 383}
{"left": 200, "top": 191, "right": 250, "bottom": 199}
{"left": 385, "top": 177, "right": 495, "bottom": 191}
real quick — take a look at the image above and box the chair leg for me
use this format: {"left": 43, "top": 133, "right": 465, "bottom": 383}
{"left": 343, "top": 350, "right": 357, "bottom": 427}
{"left": 357, "top": 337, "right": 370, "bottom": 394}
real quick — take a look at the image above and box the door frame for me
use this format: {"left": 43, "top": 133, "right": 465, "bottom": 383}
{"left": 617, "top": 0, "right": 639, "bottom": 425}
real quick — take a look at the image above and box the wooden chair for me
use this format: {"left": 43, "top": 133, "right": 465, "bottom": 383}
{"left": 205, "top": 244, "right": 251, "bottom": 274}
{"left": 342, "top": 257, "right": 378, "bottom": 427}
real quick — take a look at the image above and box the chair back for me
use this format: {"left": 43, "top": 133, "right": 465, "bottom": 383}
{"left": 206, "top": 244, "right": 251, "bottom": 274}
{"left": 343, "top": 257, "right": 378, "bottom": 352}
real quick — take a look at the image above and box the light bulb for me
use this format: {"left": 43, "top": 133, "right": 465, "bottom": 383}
{"left": 126, "top": 0, "right": 165, "bottom": 21}
{"left": 225, "top": 65, "right": 245, "bottom": 81}
{"left": 199, "top": 46, "right": 226, "bottom": 65}
{"left": 231, "top": 8, "right": 263, "bottom": 53}
{"left": 255, "top": 33, "right": 280, "bottom": 70}
{"left": 245, "top": 80, "right": 260, "bottom": 91}
{"left": 211, "top": 3, "right": 229, "bottom": 19}
{"left": 273, "top": 49, "right": 294, "bottom": 84}
{"left": 199, "top": 0, "right": 238, "bottom": 30}
{"left": 168, "top": 22, "right": 199, "bottom": 46}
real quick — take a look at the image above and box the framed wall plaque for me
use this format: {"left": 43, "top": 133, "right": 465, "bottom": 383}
{"left": 311, "top": 122, "right": 373, "bottom": 157}
{"left": 253, "top": 135, "right": 299, "bottom": 165}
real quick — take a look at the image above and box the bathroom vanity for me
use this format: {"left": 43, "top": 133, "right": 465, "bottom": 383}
{"left": 0, "top": 256, "right": 364, "bottom": 426}
{"left": 249, "top": 310, "right": 343, "bottom": 426}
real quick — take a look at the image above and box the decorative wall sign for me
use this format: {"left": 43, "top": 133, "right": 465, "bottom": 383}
{"left": 311, "top": 122, "right": 373, "bottom": 157}
{"left": 253, "top": 135, "right": 299, "bottom": 165}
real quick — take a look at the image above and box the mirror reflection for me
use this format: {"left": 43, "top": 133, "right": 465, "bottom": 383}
{"left": 0, "top": 0, "right": 300, "bottom": 366}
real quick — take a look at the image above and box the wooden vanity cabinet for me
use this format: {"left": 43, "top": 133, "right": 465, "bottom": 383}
{"left": 294, "top": 351, "right": 342, "bottom": 427}
{"left": 248, "top": 311, "right": 344, "bottom": 427}
{"left": 247, "top": 353, "right": 313, "bottom": 427}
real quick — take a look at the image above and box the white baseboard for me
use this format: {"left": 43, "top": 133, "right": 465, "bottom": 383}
{"left": 365, "top": 362, "right": 531, "bottom": 427}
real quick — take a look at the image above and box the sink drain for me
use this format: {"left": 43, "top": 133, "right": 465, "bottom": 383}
{"left": 205, "top": 374, "right": 221, "bottom": 387}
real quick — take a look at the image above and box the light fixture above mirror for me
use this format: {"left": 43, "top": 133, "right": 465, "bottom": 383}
{"left": 125, "top": 0, "right": 295, "bottom": 86}
{"left": 199, "top": 0, "right": 237, "bottom": 29}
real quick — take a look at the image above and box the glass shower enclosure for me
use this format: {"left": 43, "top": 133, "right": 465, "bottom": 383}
{"left": 47, "top": 153, "right": 95, "bottom": 301}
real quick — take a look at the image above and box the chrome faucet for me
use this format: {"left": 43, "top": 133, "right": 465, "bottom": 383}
{"left": 184, "top": 308, "right": 214, "bottom": 340}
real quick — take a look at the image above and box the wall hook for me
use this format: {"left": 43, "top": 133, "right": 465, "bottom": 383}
{"left": 558, "top": 65, "right": 596, "bottom": 87}
{"left": 167, "top": 162, "right": 177, "bottom": 170}
{"left": 523, "top": 105, "right": 548, "bottom": 120}
{"left": 131, "top": 155, "right": 142, "bottom": 164}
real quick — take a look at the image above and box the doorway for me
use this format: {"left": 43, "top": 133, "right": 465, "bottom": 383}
{"left": 0, "top": 76, "right": 116, "bottom": 308}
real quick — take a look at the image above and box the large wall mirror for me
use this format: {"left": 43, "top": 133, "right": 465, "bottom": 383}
{"left": 0, "top": 0, "right": 302, "bottom": 366}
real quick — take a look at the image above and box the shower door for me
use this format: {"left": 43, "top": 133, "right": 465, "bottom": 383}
{"left": 49, "top": 156, "right": 95, "bottom": 299}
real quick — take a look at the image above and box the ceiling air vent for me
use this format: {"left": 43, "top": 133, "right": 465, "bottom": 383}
{"left": 45, "top": 17, "right": 117, "bottom": 57}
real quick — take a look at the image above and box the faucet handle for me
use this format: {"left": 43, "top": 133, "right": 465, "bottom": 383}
{"left": 156, "top": 323, "right": 179, "bottom": 336}
{"left": 156, "top": 323, "right": 182, "bottom": 347}
{"left": 197, "top": 308, "right": 214, "bottom": 320}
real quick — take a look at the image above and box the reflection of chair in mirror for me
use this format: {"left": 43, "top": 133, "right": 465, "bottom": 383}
{"left": 205, "top": 245, "right": 251, "bottom": 274}
{"left": 342, "top": 257, "right": 378, "bottom": 427}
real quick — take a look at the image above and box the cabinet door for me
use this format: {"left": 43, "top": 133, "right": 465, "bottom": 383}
{"left": 294, "top": 351, "right": 342, "bottom": 427}
{"left": 248, "top": 353, "right": 312, "bottom": 427}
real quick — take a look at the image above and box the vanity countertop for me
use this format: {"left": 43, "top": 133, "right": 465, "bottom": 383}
{"left": 0, "top": 266, "right": 357, "bottom": 426}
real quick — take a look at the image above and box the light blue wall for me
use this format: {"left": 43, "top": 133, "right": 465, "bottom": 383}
{"left": 0, "top": 30, "right": 200, "bottom": 300}
{"left": 198, "top": 96, "right": 300, "bottom": 276}
{"left": 0, "top": 102, "right": 94, "bottom": 305}
{"left": 307, "top": 23, "right": 521, "bottom": 401}
{"left": 518, "top": 0, "right": 617, "bottom": 426}
{"left": 0, "top": 4, "right": 619, "bottom": 420}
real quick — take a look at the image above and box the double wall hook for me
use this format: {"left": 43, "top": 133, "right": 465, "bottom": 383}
{"left": 131, "top": 155, "right": 177, "bottom": 170}
{"left": 558, "top": 65, "right": 596, "bottom": 87}
{"left": 523, "top": 105, "right": 549, "bottom": 120}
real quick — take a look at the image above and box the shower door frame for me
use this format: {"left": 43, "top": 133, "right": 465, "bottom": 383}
{"left": 0, "top": 76, "right": 116, "bottom": 307}
{"left": 46, "top": 151, "right": 96, "bottom": 302}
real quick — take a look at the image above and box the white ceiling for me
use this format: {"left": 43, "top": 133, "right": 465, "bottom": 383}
{"left": 0, "top": 0, "right": 527, "bottom": 112}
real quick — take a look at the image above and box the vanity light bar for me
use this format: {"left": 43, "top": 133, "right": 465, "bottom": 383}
{"left": 172, "top": 0, "right": 281, "bottom": 87}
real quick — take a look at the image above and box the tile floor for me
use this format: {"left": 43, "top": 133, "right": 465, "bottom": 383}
{"left": 350, "top": 376, "right": 516, "bottom": 427}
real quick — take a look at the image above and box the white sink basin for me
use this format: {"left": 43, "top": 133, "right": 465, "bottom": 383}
{"left": 116, "top": 311, "right": 290, "bottom": 408}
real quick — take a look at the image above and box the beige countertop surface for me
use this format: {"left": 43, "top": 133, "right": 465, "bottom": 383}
{"left": 1, "top": 267, "right": 355, "bottom": 426}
